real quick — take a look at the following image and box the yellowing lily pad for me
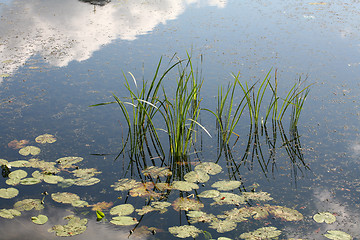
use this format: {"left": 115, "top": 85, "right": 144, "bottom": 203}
{"left": 49, "top": 215, "right": 87, "bottom": 237}
{"left": 198, "top": 190, "right": 220, "bottom": 198}
{"left": 313, "top": 212, "right": 336, "bottom": 224}
{"left": 184, "top": 170, "right": 210, "bottom": 183}
{"left": 172, "top": 197, "right": 204, "bottom": 211}
{"left": 242, "top": 191, "right": 273, "bottom": 201}
{"left": 7, "top": 160, "right": 29, "bottom": 168}
{"left": 0, "top": 187, "right": 19, "bottom": 199}
{"left": 56, "top": 157, "right": 83, "bottom": 168}
{"left": 195, "top": 162, "right": 222, "bottom": 175}
{"left": 0, "top": 209, "right": 21, "bottom": 219}
{"left": 8, "top": 140, "right": 29, "bottom": 149}
{"left": 110, "top": 216, "right": 138, "bottom": 226}
{"left": 211, "top": 180, "right": 241, "bottom": 191}
{"left": 14, "top": 199, "right": 44, "bottom": 211}
{"left": 211, "top": 193, "right": 245, "bottom": 206}
{"left": 187, "top": 210, "right": 216, "bottom": 223}
{"left": 141, "top": 166, "right": 172, "bottom": 178}
{"left": 74, "top": 177, "right": 100, "bottom": 186}
{"left": 44, "top": 175, "right": 64, "bottom": 184}
{"left": 9, "top": 170, "right": 27, "bottom": 179}
{"left": 111, "top": 178, "right": 140, "bottom": 191}
{"left": 57, "top": 179, "right": 75, "bottom": 188}
{"left": 35, "top": 134, "right": 57, "bottom": 144}
{"left": 168, "top": 225, "right": 202, "bottom": 238}
{"left": 324, "top": 230, "right": 352, "bottom": 240}
{"left": 209, "top": 219, "right": 237, "bottom": 233}
{"left": 129, "top": 182, "right": 162, "bottom": 199}
{"left": 20, "top": 177, "right": 42, "bottom": 185}
{"left": 72, "top": 168, "right": 101, "bottom": 178}
{"left": 31, "top": 214, "right": 48, "bottom": 224}
{"left": 51, "top": 192, "right": 80, "bottom": 204}
{"left": 19, "top": 146, "right": 41, "bottom": 156}
{"left": 110, "top": 204, "right": 134, "bottom": 216}
{"left": 172, "top": 181, "right": 199, "bottom": 192}
{"left": 239, "top": 226, "right": 282, "bottom": 240}
{"left": 268, "top": 205, "right": 303, "bottom": 221}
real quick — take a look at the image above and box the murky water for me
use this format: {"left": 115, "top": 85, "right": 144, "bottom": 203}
{"left": 1, "top": 0, "right": 360, "bottom": 239}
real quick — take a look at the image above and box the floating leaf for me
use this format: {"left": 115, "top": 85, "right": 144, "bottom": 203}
{"left": 89, "top": 201, "right": 113, "bottom": 211}
{"left": 211, "top": 192, "right": 245, "bottom": 206}
{"left": 8, "top": 140, "right": 29, "bottom": 149}
{"left": 110, "top": 204, "right": 134, "bottom": 216}
{"left": 72, "top": 168, "right": 101, "bottom": 178}
{"left": 35, "top": 134, "right": 57, "bottom": 144}
{"left": 7, "top": 160, "right": 29, "bottom": 168}
{"left": 51, "top": 192, "right": 80, "bottom": 204}
{"left": 19, "top": 146, "right": 40, "bottom": 156}
{"left": 49, "top": 215, "right": 87, "bottom": 237}
{"left": 172, "top": 181, "right": 199, "bottom": 191}
{"left": 268, "top": 205, "right": 303, "bottom": 221}
{"left": 74, "top": 177, "right": 100, "bottom": 186}
{"left": 0, "top": 209, "right": 21, "bottom": 219}
{"left": 242, "top": 191, "right": 273, "bottom": 201}
{"left": 129, "top": 182, "right": 162, "bottom": 199}
{"left": 8, "top": 169, "right": 27, "bottom": 180}
{"left": 20, "top": 177, "right": 42, "bottom": 185}
{"left": 313, "top": 212, "right": 336, "bottom": 224}
{"left": 150, "top": 201, "right": 171, "bottom": 213}
{"left": 28, "top": 158, "right": 59, "bottom": 174}
{"left": 155, "top": 182, "right": 172, "bottom": 191}
{"left": 211, "top": 180, "right": 241, "bottom": 191}
{"left": 110, "top": 216, "right": 138, "bottom": 226}
{"left": 187, "top": 210, "right": 217, "bottom": 223}
{"left": 324, "top": 230, "right": 352, "bottom": 240}
{"left": 71, "top": 200, "right": 89, "bottom": 208}
{"left": 209, "top": 219, "right": 237, "bottom": 233}
{"left": 31, "top": 214, "right": 48, "bottom": 224}
{"left": 142, "top": 166, "right": 172, "bottom": 178}
{"left": 56, "top": 156, "right": 83, "bottom": 168}
{"left": 184, "top": 170, "right": 210, "bottom": 183}
{"left": 198, "top": 190, "right": 220, "bottom": 198}
{"left": 195, "top": 162, "right": 222, "bottom": 175}
{"left": 136, "top": 205, "right": 156, "bottom": 215}
{"left": 57, "top": 179, "right": 75, "bottom": 188}
{"left": 44, "top": 175, "right": 64, "bottom": 184}
{"left": 0, "top": 188, "right": 19, "bottom": 199}
{"left": 239, "top": 226, "right": 282, "bottom": 240}
{"left": 172, "top": 197, "right": 204, "bottom": 211}
{"left": 218, "top": 208, "right": 252, "bottom": 222}
{"left": 5, "top": 178, "right": 21, "bottom": 186}
{"left": 169, "top": 225, "right": 202, "bottom": 238}
{"left": 14, "top": 199, "right": 44, "bottom": 211}
{"left": 111, "top": 178, "right": 140, "bottom": 191}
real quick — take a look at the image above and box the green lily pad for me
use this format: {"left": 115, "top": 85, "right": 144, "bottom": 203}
{"left": 135, "top": 201, "right": 171, "bottom": 215}
{"left": 313, "top": 212, "right": 336, "bottom": 224}
{"left": 172, "top": 181, "right": 199, "bottom": 191}
{"left": 35, "top": 134, "right": 57, "bottom": 144}
{"left": 0, "top": 187, "right": 19, "bottom": 199}
{"left": 195, "top": 162, "right": 222, "bottom": 175}
{"left": 211, "top": 180, "right": 241, "bottom": 191}
{"left": 324, "top": 230, "right": 352, "bottom": 240}
{"left": 187, "top": 210, "right": 217, "bottom": 223}
{"left": 19, "top": 146, "right": 41, "bottom": 156}
{"left": 44, "top": 175, "right": 64, "bottom": 184}
{"left": 49, "top": 215, "right": 87, "bottom": 237}
{"left": 5, "top": 178, "right": 21, "bottom": 186}
{"left": 71, "top": 200, "right": 89, "bottom": 208}
{"left": 198, "top": 190, "right": 220, "bottom": 198}
{"left": 169, "top": 225, "right": 202, "bottom": 238}
{"left": 51, "top": 192, "right": 80, "bottom": 204}
{"left": 57, "top": 179, "right": 75, "bottom": 188}
{"left": 184, "top": 170, "right": 210, "bottom": 183}
{"left": 268, "top": 205, "right": 303, "bottom": 221}
{"left": 141, "top": 166, "right": 172, "bottom": 178}
{"left": 28, "top": 158, "right": 59, "bottom": 174}
{"left": 31, "top": 214, "right": 48, "bottom": 224}
{"left": 211, "top": 192, "right": 245, "bottom": 205}
{"left": 239, "top": 226, "right": 282, "bottom": 240}
{"left": 20, "top": 177, "right": 42, "bottom": 185}
{"left": 0, "top": 209, "right": 21, "bottom": 219}
{"left": 110, "top": 204, "right": 134, "bottom": 216}
{"left": 110, "top": 216, "right": 138, "bottom": 226}
{"left": 56, "top": 156, "right": 83, "bottom": 168}
{"left": 172, "top": 197, "right": 204, "bottom": 211}
{"left": 74, "top": 177, "right": 100, "bottom": 186}
{"left": 14, "top": 199, "right": 44, "bottom": 211}
{"left": 8, "top": 160, "right": 29, "bottom": 168}
{"left": 8, "top": 170, "right": 27, "bottom": 179}
{"left": 72, "top": 168, "right": 101, "bottom": 178}
{"left": 111, "top": 178, "right": 140, "bottom": 191}
{"left": 209, "top": 219, "right": 237, "bottom": 233}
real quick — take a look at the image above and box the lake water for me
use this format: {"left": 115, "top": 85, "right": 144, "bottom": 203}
{"left": 1, "top": 0, "right": 360, "bottom": 239}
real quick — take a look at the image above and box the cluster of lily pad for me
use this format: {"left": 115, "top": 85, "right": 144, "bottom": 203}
{"left": 312, "top": 211, "right": 352, "bottom": 240}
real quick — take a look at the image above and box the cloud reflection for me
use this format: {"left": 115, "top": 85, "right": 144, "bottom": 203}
{"left": 0, "top": 0, "right": 227, "bottom": 83}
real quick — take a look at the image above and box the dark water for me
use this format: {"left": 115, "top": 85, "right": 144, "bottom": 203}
{"left": 1, "top": 0, "right": 360, "bottom": 239}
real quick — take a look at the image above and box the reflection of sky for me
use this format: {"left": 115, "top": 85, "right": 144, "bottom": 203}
{"left": 0, "top": 0, "right": 227, "bottom": 82}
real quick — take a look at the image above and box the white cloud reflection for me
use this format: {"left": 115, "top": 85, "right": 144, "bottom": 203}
{"left": 0, "top": 0, "right": 227, "bottom": 83}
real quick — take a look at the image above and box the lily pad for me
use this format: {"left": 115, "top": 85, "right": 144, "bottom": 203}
{"left": 71, "top": 200, "right": 89, "bottom": 208}
{"left": 313, "top": 212, "right": 336, "bottom": 224}
{"left": 9, "top": 169, "right": 28, "bottom": 179}
{"left": 184, "top": 170, "right": 210, "bottom": 183}
{"left": 242, "top": 191, "right": 273, "bottom": 201}
{"left": 110, "top": 216, "right": 138, "bottom": 226}
{"left": 89, "top": 201, "right": 113, "bottom": 211}
{"left": 211, "top": 192, "right": 245, "bottom": 206}
{"left": 0, "top": 188, "right": 19, "bottom": 199}
{"left": 19, "top": 146, "right": 41, "bottom": 156}
{"left": 72, "top": 168, "right": 101, "bottom": 178}
{"left": 239, "top": 226, "right": 282, "bottom": 240}
{"left": 198, "top": 190, "right": 220, "bottom": 198}
{"left": 44, "top": 175, "right": 64, "bottom": 184}
{"left": 28, "top": 158, "right": 59, "bottom": 174}
{"left": 14, "top": 199, "right": 44, "bottom": 211}
{"left": 31, "top": 214, "right": 48, "bottom": 224}
{"left": 74, "top": 177, "right": 100, "bottom": 186}
{"left": 8, "top": 160, "right": 29, "bottom": 168}
{"left": 155, "top": 182, "right": 172, "bottom": 191}
{"left": 136, "top": 205, "right": 156, "bottom": 215}
{"left": 0, "top": 209, "right": 21, "bottom": 219}
{"left": 58, "top": 179, "right": 76, "bottom": 188}
{"left": 195, "top": 162, "right": 222, "bottom": 175}
{"left": 324, "top": 230, "right": 352, "bottom": 240}
{"left": 110, "top": 204, "right": 134, "bottom": 216}
{"left": 187, "top": 210, "right": 217, "bottom": 223}
{"left": 49, "top": 215, "right": 87, "bottom": 237}
{"left": 111, "top": 178, "right": 140, "bottom": 191}
{"left": 142, "top": 166, "right": 172, "bottom": 178}
{"left": 35, "top": 134, "right": 57, "bottom": 144}
{"left": 56, "top": 156, "right": 83, "bottom": 168}
{"left": 209, "top": 219, "right": 237, "bottom": 233}
{"left": 129, "top": 182, "right": 162, "bottom": 199}
{"left": 268, "top": 205, "right": 303, "bottom": 221}
{"left": 20, "top": 177, "right": 42, "bottom": 185}
{"left": 51, "top": 192, "right": 80, "bottom": 204}
{"left": 172, "top": 181, "right": 199, "bottom": 191}
{"left": 212, "top": 180, "right": 241, "bottom": 191}
{"left": 169, "top": 225, "right": 202, "bottom": 238}
{"left": 172, "top": 197, "right": 204, "bottom": 211}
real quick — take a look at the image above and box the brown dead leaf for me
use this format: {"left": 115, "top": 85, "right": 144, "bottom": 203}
{"left": 8, "top": 140, "right": 29, "bottom": 149}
